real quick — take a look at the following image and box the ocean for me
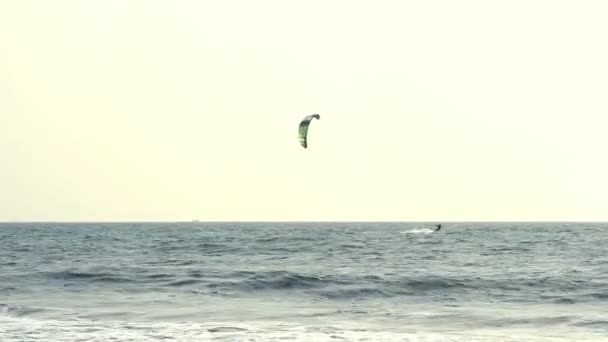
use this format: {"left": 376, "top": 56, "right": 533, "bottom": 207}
{"left": 1, "top": 222, "right": 607, "bottom": 341}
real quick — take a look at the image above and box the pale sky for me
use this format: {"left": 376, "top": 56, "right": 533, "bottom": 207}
{"left": 1, "top": 1, "right": 607, "bottom": 221}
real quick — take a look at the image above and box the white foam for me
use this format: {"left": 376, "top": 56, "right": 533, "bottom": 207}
{"left": 1, "top": 316, "right": 603, "bottom": 342}
{"left": 401, "top": 228, "right": 435, "bottom": 234}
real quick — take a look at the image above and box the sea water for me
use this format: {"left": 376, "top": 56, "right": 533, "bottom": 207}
{"left": 1, "top": 222, "right": 607, "bottom": 341}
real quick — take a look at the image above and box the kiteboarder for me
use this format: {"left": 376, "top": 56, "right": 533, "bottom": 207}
{"left": 434, "top": 224, "right": 442, "bottom": 232}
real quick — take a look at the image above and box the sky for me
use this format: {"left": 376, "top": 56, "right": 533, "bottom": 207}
{"left": 1, "top": 1, "right": 607, "bottom": 221}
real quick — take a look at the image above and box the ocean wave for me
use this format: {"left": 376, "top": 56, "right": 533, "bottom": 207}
{"left": 0, "top": 316, "right": 598, "bottom": 342}
{"left": 586, "top": 292, "right": 608, "bottom": 300}
{"left": 167, "top": 279, "right": 201, "bottom": 287}
{"left": 0, "top": 304, "right": 45, "bottom": 316}
{"left": 479, "top": 315, "right": 575, "bottom": 328}
{"left": 226, "top": 272, "right": 607, "bottom": 302}
{"left": 46, "top": 271, "right": 135, "bottom": 284}
{"left": 573, "top": 320, "right": 608, "bottom": 330}
{"left": 316, "top": 286, "right": 390, "bottom": 299}
{"left": 203, "top": 272, "right": 483, "bottom": 297}
{"left": 144, "top": 273, "right": 175, "bottom": 280}
{"left": 21, "top": 267, "right": 605, "bottom": 304}
{"left": 552, "top": 298, "right": 576, "bottom": 304}
{"left": 255, "top": 236, "right": 281, "bottom": 243}
{"left": 399, "top": 277, "right": 469, "bottom": 291}
{"left": 235, "top": 271, "right": 330, "bottom": 290}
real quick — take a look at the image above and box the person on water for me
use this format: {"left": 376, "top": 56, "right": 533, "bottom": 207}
{"left": 434, "top": 224, "right": 442, "bottom": 232}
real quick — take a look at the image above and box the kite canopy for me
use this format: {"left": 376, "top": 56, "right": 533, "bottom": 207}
{"left": 298, "top": 114, "right": 320, "bottom": 148}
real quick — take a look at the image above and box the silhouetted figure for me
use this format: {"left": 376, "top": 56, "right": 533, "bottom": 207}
{"left": 434, "top": 224, "right": 442, "bottom": 232}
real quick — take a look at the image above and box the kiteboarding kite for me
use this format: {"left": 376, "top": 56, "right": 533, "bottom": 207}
{"left": 298, "top": 114, "right": 320, "bottom": 148}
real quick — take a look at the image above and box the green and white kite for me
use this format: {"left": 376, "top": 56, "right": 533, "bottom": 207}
{"left": 298, "top": 114, "right": 320, "bottom": 149}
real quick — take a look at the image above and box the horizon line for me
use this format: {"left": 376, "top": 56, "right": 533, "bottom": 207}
{"left": 0, "top": 220, "right": 606, "bottom": 224}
